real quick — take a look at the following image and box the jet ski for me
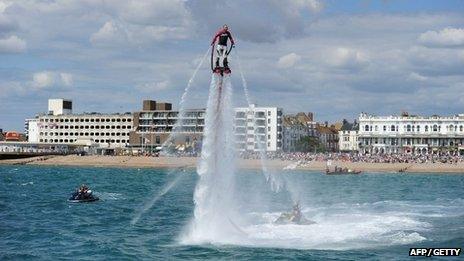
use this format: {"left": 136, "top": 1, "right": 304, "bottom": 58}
{"left": 274, "top": 203, "right": 315, "bottom": 225}
{"left": 68, "top": 185, "right": 99, "bottom": 203}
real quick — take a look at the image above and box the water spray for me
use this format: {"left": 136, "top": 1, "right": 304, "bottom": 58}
{"left": 236, "top": 51, "right": 284, "bottom": 192}
{"left": 162, "top": 46, "right": 211, "bottom": 149}
{"left": 131, "top": 172, "right": 185, "bottom": 225}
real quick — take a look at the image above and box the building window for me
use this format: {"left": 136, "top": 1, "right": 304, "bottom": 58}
{"left": 433, "top": 125, "right": 438, "bottom": 132}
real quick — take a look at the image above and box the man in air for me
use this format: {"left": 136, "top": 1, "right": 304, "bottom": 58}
{"left": 211, "top": 24, "right": 235, "bottom": 69}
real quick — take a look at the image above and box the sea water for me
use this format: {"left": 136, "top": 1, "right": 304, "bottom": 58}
{"left": 1, "top": 165, "right": 463, "bottom": 259}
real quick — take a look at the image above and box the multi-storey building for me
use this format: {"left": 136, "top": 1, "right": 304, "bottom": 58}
{"left": 358, "top": 112, "right": 464, "bottom": 154}
{"left": 48, "top": 98, "right": 72, "bottom": 115}
{"left": 316, "top": 123, "right": 339, "bottom": 152}
{"left": 234, "top": 104, "right": 283, "bottom": 152}
{"left": 129, "top": 100, "right": 204, "bottom": 152}
{"left": 338, "top": 120, "right": 359, "bottom": 152}
{"left": 25, "top": 118, "right": 39, "bottom": 142}
{"left": 34, "top": 113, "right": 133, "bottom": 148}
{"left": 295, "top": 112, "right": 317, "bottom": 137}
{"left": 29, "top": 99, "right": 133, "bottom": 149}
{"left": 282, "top": 115, "right": 309, "bottom": 152}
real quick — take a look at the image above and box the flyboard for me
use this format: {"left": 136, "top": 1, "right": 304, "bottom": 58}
{"left": 210, "top": 43, "right": 233, "bottom": 110}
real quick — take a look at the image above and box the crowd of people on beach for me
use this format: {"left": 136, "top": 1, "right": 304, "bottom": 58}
{"left": 238, "top": 151, "right": 464, "bottom": 164}
{"left": 85, "top": 148, "right": 464, "bottom": 165}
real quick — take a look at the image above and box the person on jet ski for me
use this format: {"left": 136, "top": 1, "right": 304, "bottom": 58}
{"left": 290, "top": 202, "right": 302, "bottom": 223}
{"left": 211, "top": 24, "right": 235, "bottom": 68}
{"left": 72, "top": 184, "right": 91, "bottom": 200}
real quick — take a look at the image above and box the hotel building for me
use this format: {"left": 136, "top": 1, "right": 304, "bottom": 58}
{"left": 129, "top": 100, "right": 204, "bottom": 152}
{"left": 234, "top": 104, "right": 283, "bottom": 152}
{"left": 358, "top": 112, "right": 464, "bottom": 154}
{"left": 28, "top": 99, "right": 133, "bottom": 149}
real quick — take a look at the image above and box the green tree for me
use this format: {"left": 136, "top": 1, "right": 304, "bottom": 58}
{"left": 296, "top": 136, "right": 324, "bottom": 152}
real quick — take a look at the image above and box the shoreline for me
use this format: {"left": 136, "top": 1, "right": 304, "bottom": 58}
{"left": 1, "top": 155, "right": 464, "bottom": 174}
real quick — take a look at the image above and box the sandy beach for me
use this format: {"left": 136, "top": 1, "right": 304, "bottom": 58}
{"left": 1, "top": 155, "right": 464, "bottom": 173}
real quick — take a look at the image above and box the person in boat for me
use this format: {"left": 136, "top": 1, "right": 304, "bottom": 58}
{"left": 211, "top": 24, "right": 235, "bottom": 68}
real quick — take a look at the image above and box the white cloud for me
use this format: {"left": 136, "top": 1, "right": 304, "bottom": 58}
{"left": 0, "top": 35, "right": 26, "bottom": 53}
{"left": 90, "top": 21, "right": 129, "bottom": 46}
{"left": 136, "top": 80, "right": 170, "bottom": 93}
{"left": 33, "top": 71, "right": 54, "bottom": 88}
{"left": 60, "top": 73, "right": 73, "bottom": 86}
{"left": 32, "top": 71, "right": 73, "bottom": 88}
{"left": 418, "top": 27, "right": 464, "bottom": 47}
{"left": 296, "top": 0, "right": 324, "bottom": 13}
{"left": 277, "top": 53, "right": 301, "bottom": 68}
{"left": 408, "top": 72, "right": 428, "bottom": 81}
{"left": 0, "top": 1, "right": 11, "bottom": 13}
{"left": 115, "top": 0, "right": 192, "bottom": 26}
{"left": 328, "top": 47, "right": 369, "bottom": 69}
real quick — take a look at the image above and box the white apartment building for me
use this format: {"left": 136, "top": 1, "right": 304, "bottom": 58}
{"left": 338, "top": 121, "right": 359, "bottom": 152}
{"left": 28, "top": 99, "right": 133, "bottom": 149}
{"left": 34, "top": 113, "right": 133, "bottom": 148}
{"left": 48, "top": 98, "right": 72, "bottom": 115}
{"left": 25, "top": 118, "right": 39, "bottom": 143}
{"left": 358, "top": 112, "right": 464, "bottom": 154}
{"left": 339, "top": 130, "right": 359, "bottom": 152}
{"left": 234, "top": 105, "right": 283, "bottom": 152}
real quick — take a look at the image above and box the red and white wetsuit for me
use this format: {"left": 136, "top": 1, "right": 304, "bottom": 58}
{"left": 211, "top": 28, "right": 235, "bottom": 47}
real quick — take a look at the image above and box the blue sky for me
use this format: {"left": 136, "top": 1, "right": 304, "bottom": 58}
{"left": 1, "top": 0, "right": 464, "bottom": 131}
